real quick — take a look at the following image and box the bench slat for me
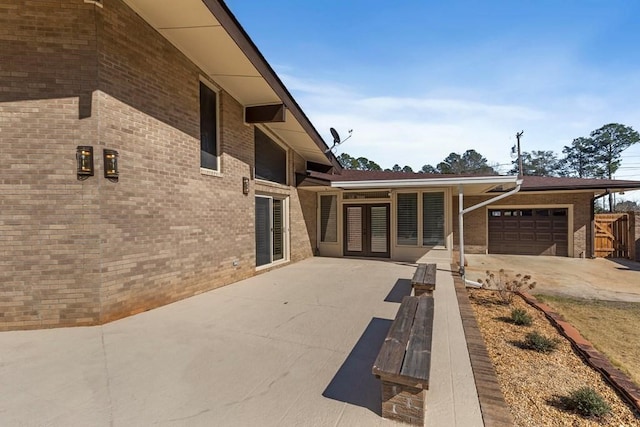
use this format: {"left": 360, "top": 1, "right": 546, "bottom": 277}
{"left": 400, "top": 295, "right": 434, "bottom": 382}
{"left": 424, "top": 263, "right": 436, "bottom": 285}
{"left": 413, "top": 264, "right": 426, "bottom": 285}
{"left": 373, "top": 296, "right": 419, "bottom": 377}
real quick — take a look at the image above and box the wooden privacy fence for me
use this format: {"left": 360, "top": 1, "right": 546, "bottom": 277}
{"left": 594, "top": 213, "right": 631, "bottom": 258}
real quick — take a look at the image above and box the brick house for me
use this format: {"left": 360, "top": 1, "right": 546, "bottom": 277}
{"left": 2, "top": 0, "right": 640, "bottom": 331}
{"left": 299, "top": 170, "right": 640, "bottom": 264}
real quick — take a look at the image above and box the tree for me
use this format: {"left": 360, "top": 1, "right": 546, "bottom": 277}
{"left": 337, "top": 153, "right": 382, "bottom": 171}
{"left": 510, "top": 150, "right": 563, "bottom": 176}
{"left": 401, "top": 165, "right": 414, "bottom": 173}
{"left": 590, "top": 123, "right": 640, "bottom": 211}
{"left": 437, "top": 150, "right": 497, "bottom": 175}
{"left": 562, "top": 137, "right": 597, "bottom": 178}
{"left": 590, "top": 123, "right": 640, "bottom": 179}
{"left": 614, "top": 200, "right": 640, "bottom": 212}
{"left": 420, "top": 164, "right": 439, "bottom": 174}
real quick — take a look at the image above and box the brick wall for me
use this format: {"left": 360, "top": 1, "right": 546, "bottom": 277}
{"left": 0, "top": 0, "right": 317, "bottom": 330}
{"left": 452, "top": 192, "right": 594, "bottom": 257}
{"left": 0, "top": 0, "right": 102, "bottom": 329}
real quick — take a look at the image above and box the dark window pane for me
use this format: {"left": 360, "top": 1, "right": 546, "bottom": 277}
{"left": 255, "top": 197, "right": 271, "bottom": 267}
{"left": 255, "top": 128, "right": 287, "bottom": 184}
{"left": 423, "top": 192, "right": 445, "bottom": 246}
{"left": 273, "top": 199, "right": 283, "bottom": 261}
{"left": 200, "top": 82, "right": 217, "bottom": 169}
{"left": 397, "top": 193, "right": 417, "bottom": 245}
{"left": 320, "top": 195, "right": 337, "bottom": 243}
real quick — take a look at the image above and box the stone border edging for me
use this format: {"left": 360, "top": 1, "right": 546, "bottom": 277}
{"left": 518, "top": 291, "right": 640, "bottom": 414}
{"left": 452, "top": 266, "right": 515, "bottom": 427}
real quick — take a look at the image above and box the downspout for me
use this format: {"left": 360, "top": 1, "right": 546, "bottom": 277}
{"left": 458, "top": 180, "right": 523, "bottom": 279}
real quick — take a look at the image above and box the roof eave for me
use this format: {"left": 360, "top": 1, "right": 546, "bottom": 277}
{"left": 201, "top": 0, "right": 342, "bottom": 172}
{"left": 330, "top": 175, "right": 519, "bottom": 189}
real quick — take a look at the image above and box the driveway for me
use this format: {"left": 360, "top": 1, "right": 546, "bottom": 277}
{"left": 0, "top": 258, "right": 481, "bottom": 427}
{"left": 464, "top": 254, "right": 640, "bottom": 302}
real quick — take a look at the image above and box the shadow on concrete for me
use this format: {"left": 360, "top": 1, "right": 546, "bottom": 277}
{"left": 609, "top": 258, "right": 640, "bottom": 272}
{"left": 322, "top": 317, "right": 392, "bottom": 415}
{"left": 385, "top": 279, "right": 412, "bottom": 303}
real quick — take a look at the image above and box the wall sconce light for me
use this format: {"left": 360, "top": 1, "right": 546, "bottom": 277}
{"left": 103, "top": 149, "right": 119, "bottom": 182}
{"left": 76, "top": 146, "right": 94, "bottom": 180}
{"left": 242, "top": 177, "right": 250, "bottom": 195}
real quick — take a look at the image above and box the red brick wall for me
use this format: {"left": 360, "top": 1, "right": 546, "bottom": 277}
{"left": 0, "top": 0, "right": 316, "bottom": 330}
{"left": 452, "top": 192, "right": 594, "bottom": 257}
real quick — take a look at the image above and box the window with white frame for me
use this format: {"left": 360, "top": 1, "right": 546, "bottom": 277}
{"left": 423, "top": 192, "right": 445, "bottom": 246}
{"left": 199, "top": 81, "right": 218, "bottom": 170}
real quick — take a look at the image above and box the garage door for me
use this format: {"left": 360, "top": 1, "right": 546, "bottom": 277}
{"left": 488, "top": 208, "right": 568, "bottom": 256}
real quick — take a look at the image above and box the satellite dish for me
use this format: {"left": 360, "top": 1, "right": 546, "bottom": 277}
{"left": 330, "top": 127, "right": 341, "bottom": 144}
{"left": 325, "top": 128, "right": 353, "bottom": 153}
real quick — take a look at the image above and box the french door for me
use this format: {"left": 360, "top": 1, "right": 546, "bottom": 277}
{"left": 343, "top": 204, "right": 390, "bottom": 258}
{"left": 256, "top": 196, "right": 287, "bottom": 267}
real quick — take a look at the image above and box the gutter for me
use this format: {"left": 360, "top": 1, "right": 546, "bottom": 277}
{"left": 458, "top": 179, "right": 523, "bottom": 278}
{"left": 331, "top": 175, "right": 518, "bottom": 189}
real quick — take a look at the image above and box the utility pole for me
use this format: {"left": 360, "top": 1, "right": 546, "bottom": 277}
{"left": 516, "top": 131, "right": 524, "bottom": 177}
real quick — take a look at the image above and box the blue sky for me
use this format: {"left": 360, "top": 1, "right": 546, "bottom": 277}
{"left": 227, "top": 1, "right": 640, "bottom": 198}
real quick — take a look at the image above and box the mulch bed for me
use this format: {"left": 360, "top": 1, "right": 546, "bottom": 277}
{"left": 468, "top": 288, "right": 640, "bottom": 426}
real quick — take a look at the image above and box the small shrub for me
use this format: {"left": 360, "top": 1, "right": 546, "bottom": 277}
{"left": 523, "top": 331, "right": 558, "bottom": 353}
{"left": 564, "top": 387, "right": 611, "bottom": 417}
{"left": 510, "top": 308, "right": 532, "bottom": 326}
{"left": 477, "top": 269, "right": 536, "bottom": 304}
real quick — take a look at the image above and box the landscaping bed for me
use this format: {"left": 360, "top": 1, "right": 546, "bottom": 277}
{"left": 468, "top": 288, "right": 640, "bottom": 426}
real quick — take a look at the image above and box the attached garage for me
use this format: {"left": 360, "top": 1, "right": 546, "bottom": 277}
{"left": 488, "top": 208, "right": 569, "bottom": 256}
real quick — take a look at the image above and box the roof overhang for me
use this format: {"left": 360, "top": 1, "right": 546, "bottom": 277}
{"left": 122, "top": 0, "right": 341, "bottom": 170}
{"left": 330, "top": 175, "right": 520, "bottom": 195}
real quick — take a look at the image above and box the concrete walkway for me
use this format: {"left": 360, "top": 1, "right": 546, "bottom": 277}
{"left": 0, "top": 258, "right": 482, "bottom": 427}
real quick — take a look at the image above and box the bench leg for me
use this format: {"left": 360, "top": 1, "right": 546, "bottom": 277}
{"left": 381, "top": 380, "right": 426, "bottom": 425}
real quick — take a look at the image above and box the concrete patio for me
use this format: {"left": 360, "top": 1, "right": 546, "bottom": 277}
{"left": 0, "top": 257, "right": 482, "bottom": 426}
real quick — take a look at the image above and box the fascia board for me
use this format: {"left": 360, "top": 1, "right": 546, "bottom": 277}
{"left": 330, "top": 176, "right": 519, "bottom": 189}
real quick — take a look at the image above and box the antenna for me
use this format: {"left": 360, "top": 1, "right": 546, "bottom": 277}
{"left": 325, "top": 128, "right": 353, "bottom": 153}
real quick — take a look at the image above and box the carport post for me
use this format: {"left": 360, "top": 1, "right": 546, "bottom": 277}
{"left": 459, "top": 185, "right": 465, "bottom": 276}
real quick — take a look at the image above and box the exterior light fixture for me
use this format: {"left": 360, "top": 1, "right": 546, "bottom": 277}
{"left": 103, "top": 149, "right": 119, "bottom": 182}
{"left": 76, "top": 146, "right": 94, "bottom": 180}
{"left": 242, "top": 177, "right": 250, "bottom": 195}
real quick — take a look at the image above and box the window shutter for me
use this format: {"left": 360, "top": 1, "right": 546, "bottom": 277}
{"left": 423, "top": 192, "right": 444, "bottom": 246}
{"left": 397, "top": 193, "right": 418, "bottom": 245}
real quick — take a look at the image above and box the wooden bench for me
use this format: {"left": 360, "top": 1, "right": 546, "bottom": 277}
{"left": 412, "top": 263, "right": 436, "bottom": 296}
{"left": 372, "top": 295, "right": 435, "bottom": 425}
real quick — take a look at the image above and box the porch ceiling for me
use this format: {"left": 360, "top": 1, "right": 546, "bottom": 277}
{"left": 122, "top": 0, "right": 334, "bottom": 166}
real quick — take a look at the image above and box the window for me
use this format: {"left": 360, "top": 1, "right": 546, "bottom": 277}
{"left": 397, "top": 193, "right": 418, "bottom": 245}
{"left": 200, "top": 81, "right": 218, "bottom": 170}
{"left": 423, "top": 192, "right": 444, "bottom": 246}
{"left": 320, "top": 195, "right": 337, "bottom": 243}
{"left": 255, "top": 128, "right": 287, "bottom": 185}
{"left": 256, "top": 196, "right": 288, "bottom": 267}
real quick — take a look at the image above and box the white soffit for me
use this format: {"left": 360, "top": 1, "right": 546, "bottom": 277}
{"left": 123, "top": 0, "right": 331, "bottom": 165}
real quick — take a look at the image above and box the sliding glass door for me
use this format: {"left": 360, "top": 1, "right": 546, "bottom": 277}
{"left": 255, "top": 196, "right": 287, "bottom": 267}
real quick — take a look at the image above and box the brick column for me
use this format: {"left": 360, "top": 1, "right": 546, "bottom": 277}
{"left": 381, "top": 380, "right": 426, "bottom": 425}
